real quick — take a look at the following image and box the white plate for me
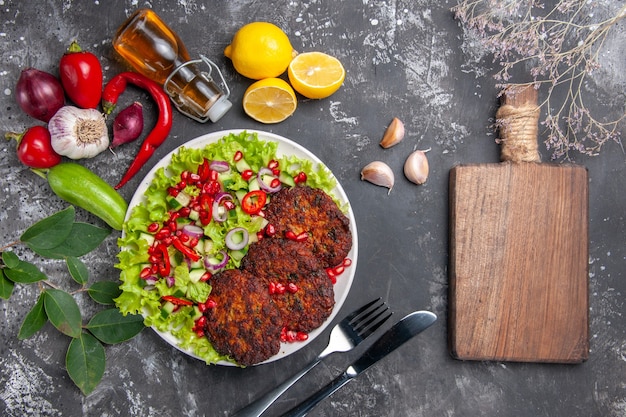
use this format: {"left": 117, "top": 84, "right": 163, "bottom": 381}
{"left": 124, "top": 129, "right": 358, "bottom": 365}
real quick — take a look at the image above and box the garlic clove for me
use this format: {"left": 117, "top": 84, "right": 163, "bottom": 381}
{"left": 404, "top": 148, "right": 430, "bottom": 185}
{"left": 380, "top": 117, "right": 405, "bottom": 149}
{"left": 361, "top": 161, "right": 394, "bottom": 194}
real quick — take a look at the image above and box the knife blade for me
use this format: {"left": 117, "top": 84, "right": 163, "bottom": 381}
{"left": 280, "top": 310, "right": 437, "bottom": 417}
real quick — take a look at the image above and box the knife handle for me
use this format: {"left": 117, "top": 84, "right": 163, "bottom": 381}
{"left": 232, "top": 357, "right": 322, "bottom": 417}
{"left": 280, "top": 368, "right": 357, "bottom": 417}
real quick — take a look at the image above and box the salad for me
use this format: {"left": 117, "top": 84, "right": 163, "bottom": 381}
{"left": 115, "top": 131, "right": 343, "bottom": 364}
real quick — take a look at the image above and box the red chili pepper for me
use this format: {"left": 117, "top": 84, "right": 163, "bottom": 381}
{"left": 200, "top": 194, "right": 213, "bottom": 212}
{"left": 157, "top": 243, "right": 171, "bottom": 276}
{"left": 102, "top": 72, "right": 173, "bottom": 190}
{"left": 172, "top": 237, "right": 201, "bottom": 262}
{"left": 241, "top": 190, "right": 267, "bottom": 215}
{"left": 161, "top": 295, "right": 193, "bottom": 306}
{"left": 197, "top": 158, "right": 211, "bottom": 182}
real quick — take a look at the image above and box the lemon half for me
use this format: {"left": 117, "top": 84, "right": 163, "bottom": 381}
{"left": 287, "top": 52, "right": 345, "bottom": 99}
{"left": 243, "top": 78, "right": 297, "bottom": 124}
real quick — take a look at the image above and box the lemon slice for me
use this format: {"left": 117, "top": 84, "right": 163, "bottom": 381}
{"left": 243, "top": 78, "right": 298, "bottom": 124}
{"left": 287, "top": 52, "right": 345, "bottom": 99}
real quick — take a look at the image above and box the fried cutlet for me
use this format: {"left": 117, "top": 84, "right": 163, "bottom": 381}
{"left": 202, "top": 268, "right": 282, "bottom": 366}
{"left": 264, "top": 185, "right": 352, "bottom": 268}
{"left": 241, "top": 238, "right": 335, "bottom": 332}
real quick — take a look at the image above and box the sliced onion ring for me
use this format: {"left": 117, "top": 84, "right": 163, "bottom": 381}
{"left": 225, "top": 227, "right": 249, "bottom": 251}
{"left": 212, "top": 192, "right": 234, "bottom": 222}
{"left": 182, "top": 224, "right": 204, "bottom": 239}
{"left": 214, "top": 192, "right": 233, "bottom": 204}
{"left": 210, "top": 160, "right": 230, "bottom": 173}
{"left": 144, "top": 276, "right": 158, "bottom": 285}
{"left": 204, "top": 250, "right": 229, "bottom": 272}
{"left": 257, "top": 167, "right": 282, "bottom": 193}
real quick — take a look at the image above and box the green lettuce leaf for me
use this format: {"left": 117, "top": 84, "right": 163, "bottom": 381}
{"left": 115, "top": 131, "right": 341, "bottom": 364}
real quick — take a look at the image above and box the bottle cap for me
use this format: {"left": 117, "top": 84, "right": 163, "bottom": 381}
{"left": 207, "top": 95, "right": 232, "bottom": 123}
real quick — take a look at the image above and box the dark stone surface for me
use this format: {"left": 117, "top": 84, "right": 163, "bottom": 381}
{"left": 1, "top": 1, "right": 624, "bottom": 416}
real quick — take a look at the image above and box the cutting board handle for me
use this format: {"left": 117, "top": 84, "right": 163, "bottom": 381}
{"left": 496, "top": 85, "right": 541, "bottom": 163}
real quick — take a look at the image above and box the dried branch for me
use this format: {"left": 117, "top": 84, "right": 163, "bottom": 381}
{"left": 453, "top": 0, "right": 626, "bottom": 159}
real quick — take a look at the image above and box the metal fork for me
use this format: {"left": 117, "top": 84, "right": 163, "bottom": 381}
{"left": 232, "top": 298, "right": 392, "bottom": 417}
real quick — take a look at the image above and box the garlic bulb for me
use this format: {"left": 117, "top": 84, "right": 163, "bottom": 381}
{"left": 49, "top": 106, "right": 109, "bottom": 159}
{"left": 361, "top": 161, "right": 394, "bottom": 194}
{"left": 404, "top": 149, "right": 430, "bottom": 185}
{"left": 380, "top": 117, "right": 405, "bottom": 148}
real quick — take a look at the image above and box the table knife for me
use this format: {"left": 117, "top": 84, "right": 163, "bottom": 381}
{"left": 280, "top": 310, "right": 437, "bottom": 417}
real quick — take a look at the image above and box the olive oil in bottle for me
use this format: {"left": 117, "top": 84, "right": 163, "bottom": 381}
{"left": 112, "top": 9, "right": 231, "bottom": 123}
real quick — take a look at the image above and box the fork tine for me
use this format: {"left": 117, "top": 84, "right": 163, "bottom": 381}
{"left": 348, "top": 298, "right": 387, "bottom": 327}
{"left": 351, "top": 301, "right": 390, "bottom": 332}
{"left": 355, "top": 309, "right": 392, "bottom": 340}
{"left": 343, "top": 298, "right": 382, "bottom": 322}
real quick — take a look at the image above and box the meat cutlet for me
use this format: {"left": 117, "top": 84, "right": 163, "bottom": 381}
{"left": 241, "top": 238, "right": 334, "bottom": 332}
{"left": 264, "top": 185, "right": 352, "bottom": 268}
{"left": 202, "top": 268, "right": 282, "bottom": 366}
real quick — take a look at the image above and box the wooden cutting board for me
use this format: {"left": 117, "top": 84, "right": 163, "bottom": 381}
{"left": 448, "top": 86, "right": 589, "bottom": 363}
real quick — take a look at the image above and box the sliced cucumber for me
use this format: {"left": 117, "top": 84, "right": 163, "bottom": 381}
{"left": 236, "top": 158, "right": 251, "bottom": 173}
{"left": 139, "top": 232, "right": 155, "bottom": 247}
{"left": 166, "top": 191, "right": 191, "bottom": 209}
{"left": 161, "top": 301, "right": 176, "bottom": 318}
{"left": 279, "top": 171, "right": 295, "bottom": 187}
{"left": 248, "top": 178, "right": 260, "bottom": 192}
{"left": 189, "top": 268, "right": 207, "bottom": 283}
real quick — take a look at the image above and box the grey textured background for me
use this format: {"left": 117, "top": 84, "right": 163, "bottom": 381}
{"left": 1, "top": 1, "right": 625, "bottom": 416}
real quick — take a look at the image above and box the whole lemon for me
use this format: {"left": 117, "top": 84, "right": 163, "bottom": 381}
{"left": 224, "top": 22, "right": 297, "bottom": 80}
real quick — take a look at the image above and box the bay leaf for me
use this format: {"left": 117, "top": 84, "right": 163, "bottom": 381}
{"left": 86, "top": 308, "right": 144, "bottom": 344}
{"left": 66, "top": 332, "right": 105, "bottom": 395}
{"left": 88, "top": 281, "right": 122, "bottom": 305}
{"left": 4, "top": 260, "right": 48, "bottom": 284}
{"left": 18, "top": 294, "right": 48, "bottom": 339}
{"left": 66, "top": 256, "right": 89, "bottom": 285}
{"left": 2, "top": 250, "right": 20, "bottom": 269}
{"left": 44, "top": 289, "right": 82, "bottom": 338}
{"left": 0, "top": 269, "right": 15, "bottom": 299}
{"left": 20, "top": 206, "right": 75, "bottom": 250}
{"left": 31, "top": 222, "right": 110, "bottom": 259}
